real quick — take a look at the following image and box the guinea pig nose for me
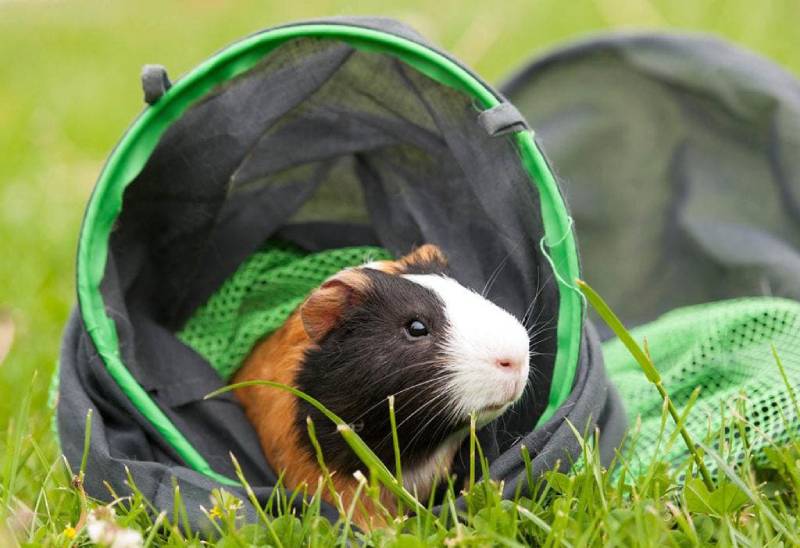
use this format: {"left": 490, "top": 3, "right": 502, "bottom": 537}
{"left": 495, "top": 358, "right": 520, "bottom": 371}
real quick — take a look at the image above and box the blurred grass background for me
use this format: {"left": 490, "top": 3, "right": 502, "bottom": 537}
{"left": 1, "top": 0, "right": 799, "bottom": 430}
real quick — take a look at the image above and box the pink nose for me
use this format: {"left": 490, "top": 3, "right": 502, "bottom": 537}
{"left": 495, "top": 358, "right": 522, "bottom": 372}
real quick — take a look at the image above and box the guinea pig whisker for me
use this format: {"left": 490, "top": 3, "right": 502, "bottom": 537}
{"left": 521, "top": 299, "right": 537, "bottom": 328}
{"left": 379, "top": 397, "right": 450, "bottom": 455}
{"left": 432, "top": 401, "right": 466, "bottom": 442}
{"left": 528, "top": 331, "right": 556, "bottom": 348}
{"left": 342, "top": 353, "right": 443, "bottom": 371}
{"left": 522, "top": 270, "right": 556, "bottom": 329}
{"left": 526, "top": 313, "right": 557, "bottom": 337}
{"left": 439, "top": 392, "right": 472, "bottom": 429}
{"left": 521, "top": 293, "right": 540, "bottom": 327}
{"left": 367, "top": 376, "right": 455, "bottom": 429}
{"left": 391, "top": 374, "right": 453, "bottom": 394}
{"left": 400, "top": 401, "right": 457, "bottom": 457}
{"left": 527, "top": 365, "right": 547, "bottom": 386}
{"left": 529, "top": 333, "right": 555, "bottom": 347}
{"left": 376, "top": 405, "right": 450, "bottom": 458}
{"left": 391, "top": 384, "right": 451, "bottom": 423}
{"left": 368, "top": 358, "right": 454, "bottom": 383}
{"left": 345, "top": 375, "right": 454, "bottom": 425}
{"left": 526, "top": 296, "right": 548, "bottom": 329}
{"left": 522, "top": 380, "right": 534, "bottom": 400}
{"left": 481, "top": 250, "right": 513, "bottom": 298}
{"left": 381, "top": 388, "right": 453, "bottom": 447}
{"left": 525, "top": 294, "right": 555, "bottom": 334}
{"left": 527, "top": 325, "right": 557, "bottom": 340}
{"left": 521, "top": 268, "right": 552, "bottom": 324}
{"left": 327, "top": 357, "right": 452, "bottom": 395}
{"left": 402, "top": 418, "right": 446, "bottom": 457}
{"left": 374, "top": 358, "right": 450, "bottom": 373}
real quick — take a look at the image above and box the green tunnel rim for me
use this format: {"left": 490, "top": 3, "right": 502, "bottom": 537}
{"left": 76, "top": 22, "right": 583, "bottom": 485}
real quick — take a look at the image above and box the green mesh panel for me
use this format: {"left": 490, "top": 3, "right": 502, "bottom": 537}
{"left": 604, "top": 297, "right": 800, "bottom": 474}
{"left": 178, "top": 241, "right": 392, "bottom": 380}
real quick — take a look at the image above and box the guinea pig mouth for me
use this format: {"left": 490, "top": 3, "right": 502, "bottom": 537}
{"left": 481, "top": 402, "right": 508, "bottom": 413}
{"left": 450, "top": 404, "right": 504, "bottom": 431}
{"left": 474, "top": 401, "right": 513, "bottom": 422}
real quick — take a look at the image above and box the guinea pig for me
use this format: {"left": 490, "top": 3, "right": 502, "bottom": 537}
{"left": 233, "top": 244, "right": 531, "bottom": 527}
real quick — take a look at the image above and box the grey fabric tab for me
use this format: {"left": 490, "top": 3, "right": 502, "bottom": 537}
{"left": 141, "top": 64, "right": 172, "bottom": 105}
{"left": 477, "top": 102, "right": 529, "bottom": 136}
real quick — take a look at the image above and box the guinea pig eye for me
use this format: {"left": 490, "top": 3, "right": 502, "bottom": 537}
{"left": 405, "top": 319, "right": 429, "bottom": 338}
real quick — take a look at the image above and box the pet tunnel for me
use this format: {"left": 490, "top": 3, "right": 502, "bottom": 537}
{"left": 56, "top": 17, "right": 624, "bottom": 528}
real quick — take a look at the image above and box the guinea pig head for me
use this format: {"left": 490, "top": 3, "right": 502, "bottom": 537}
{"left": 295, "top": 244, "right": 531, "bottom": 477}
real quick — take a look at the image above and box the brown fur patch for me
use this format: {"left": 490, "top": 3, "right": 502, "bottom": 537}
{"left": 400, "top": 244, "right": 448, "bottom": 269}
{"left": 368, "top": 244, "right": 448, "bottom": 275}
{"left": 234, "top": 311, "right": 314, "bottom": 495}
{"left": 234, "top": 309, "right": 392, "bottom": 529}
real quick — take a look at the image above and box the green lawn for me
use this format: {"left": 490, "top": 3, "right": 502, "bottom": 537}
{"left": 1, "top": 0, "right": 799, "bottom": 545}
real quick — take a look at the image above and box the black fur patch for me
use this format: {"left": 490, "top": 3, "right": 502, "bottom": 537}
{"left": 295, "top": 269, "right": 458, "bottom": 474}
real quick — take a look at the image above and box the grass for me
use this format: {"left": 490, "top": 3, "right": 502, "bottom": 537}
{"left": 3, "top": 281, "right": 800, "bottom": 544}
{"left": 1, "top": 0, "right": 800, "bottom": 545}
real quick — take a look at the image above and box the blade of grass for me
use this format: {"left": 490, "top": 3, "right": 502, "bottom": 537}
{"left": 520, "top": 445, "right": 535, "bottom": 495}
{"left": 771, "top": 345, "right": 800, "bottom": 427}
{"left": 228, "top": 452, "right": 284, "bottom": 548}
{"left": 143, "top": 511, "right": 166, "bottom": 548}
{"left": 469, "top": 413, "right": 477, "bottom": 492}
{"left": 339, "top": 471, "right": 367, "bottom": 546}
{"left": 79, "top": 409, "right": 92, "bottom": 481}
{"left": 576, "top": 279, "right": 715, "bottom": 491}
{"left": 305, "top": 416, "right": 344, "bottom": 516}
{"left": 387, "top": 395, "right": 404, "bottom": 516}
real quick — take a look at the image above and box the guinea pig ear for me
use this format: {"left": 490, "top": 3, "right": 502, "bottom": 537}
{"left": 301, "top": 269, "right": 370, "bottom": 343}
{"left": 396, "top": 244, "right": 448, "bottom": 273}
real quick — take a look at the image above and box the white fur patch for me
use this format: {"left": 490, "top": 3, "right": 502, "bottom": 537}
{"left": 401, "top": 433, "right": 464, "bottom": 500}
{"left": 403, "top": 274, "right": 531, "bottom": 422}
